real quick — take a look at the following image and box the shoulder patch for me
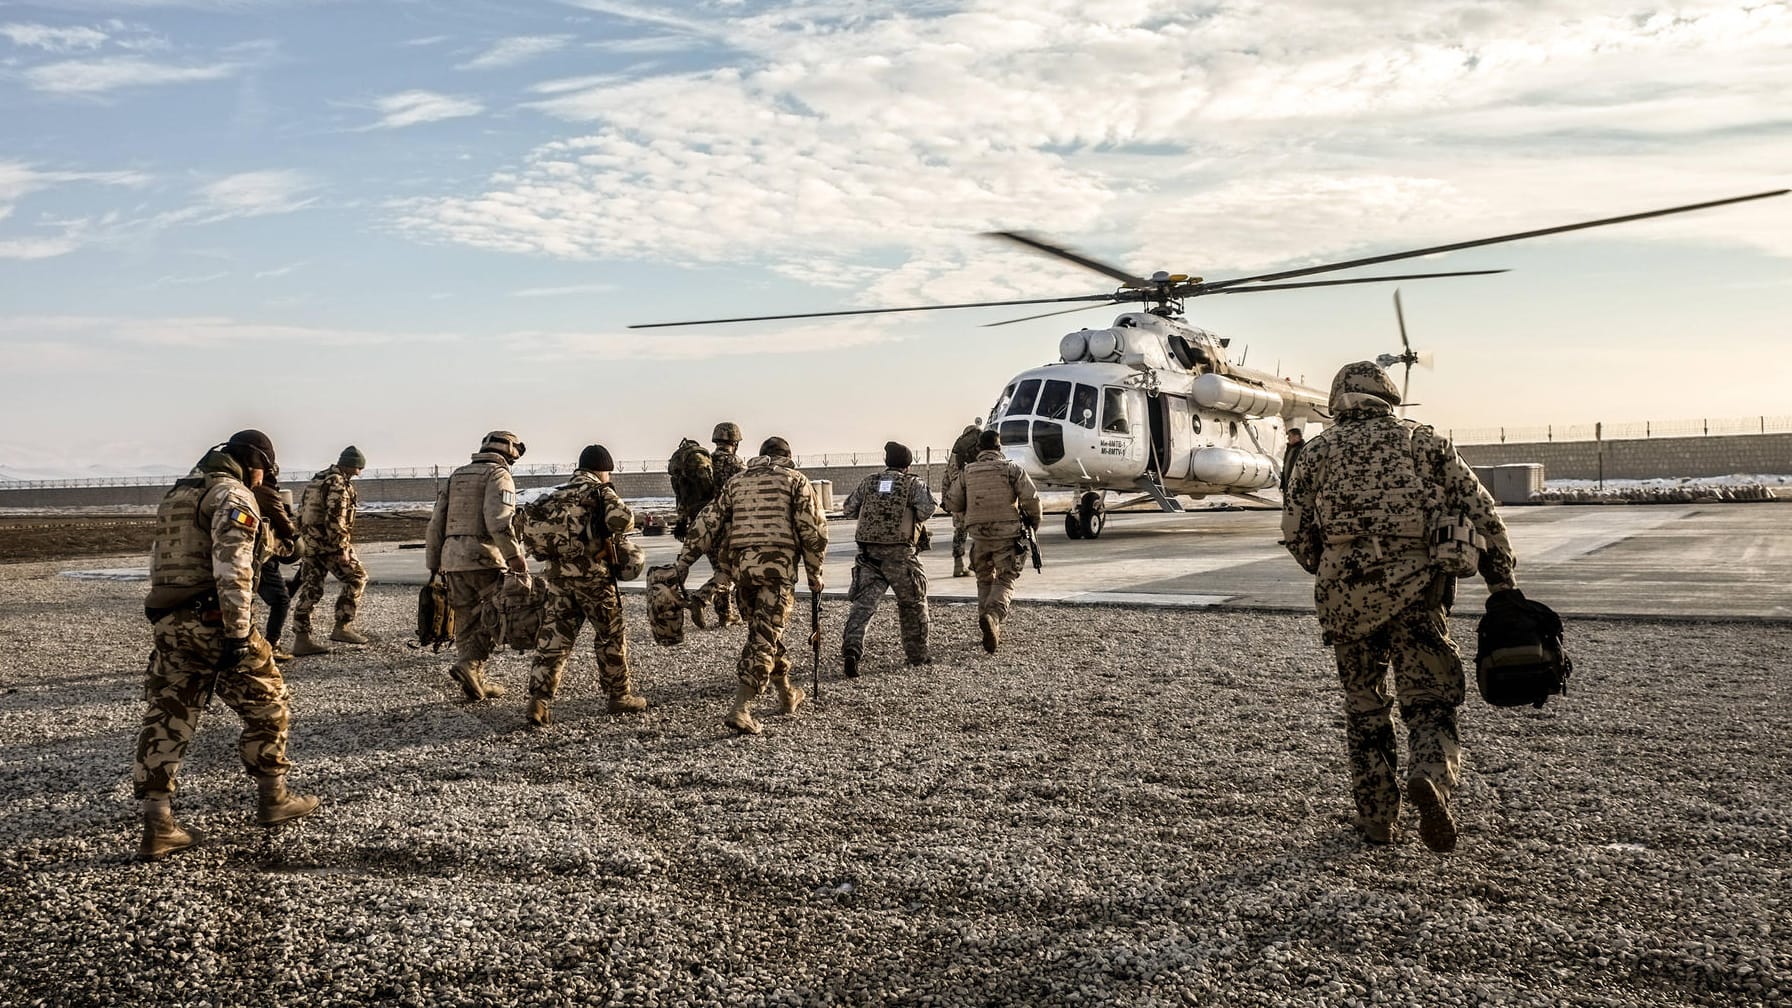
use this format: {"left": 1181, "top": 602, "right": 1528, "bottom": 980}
{"left": 225, "top": 506, "right": 259, "bottom": 531}
{"left": 501, "top": 490, "right": 517, "bottom": 506}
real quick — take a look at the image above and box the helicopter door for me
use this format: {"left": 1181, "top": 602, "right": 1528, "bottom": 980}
{"left": 1147, "top": 394, "right": 1171, "bottom": 477}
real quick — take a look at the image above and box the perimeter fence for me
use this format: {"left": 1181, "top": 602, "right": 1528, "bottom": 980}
{"left": 1448, "top": 415, "right": 1792, "bottom": 445}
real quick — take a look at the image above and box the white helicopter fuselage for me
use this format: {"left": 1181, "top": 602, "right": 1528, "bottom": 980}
{"left": 986, "top": 312, "right": 1328, "bottom": 505}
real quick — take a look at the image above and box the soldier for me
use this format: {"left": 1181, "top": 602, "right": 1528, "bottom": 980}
{"left": 525, "top": 444, "right": 647, "bottom": 728}
{"left": 1280, "top": 427, "right": 1305, "bottom": 493}
{"left": 689, "top": 421, "right": 745, "bottom": 628}
{"left": 943, "top": 421, "right": 983, "bottom": 577}
{"left": 291, "top": 445, "right": 369, "bottom": 655}
{"left": 678, "top": 436, "right": 828, "bottom": 735}
{"left": 135, "top": 429, "right": 319, "bottom": 861}
{"left": 944, "top": 428, "right": 1041, "bottom": 653}
{"left": 840, "top": 441, "right": 936, "bottom": 676}
{"left": 1280, "top": 361, "right": 1519, "bottom": 853}
{"left": 249, "top": 466, "right": 301, "bottom": 662}
{"left": 426, "top": 430, "right": 529, "bottom": 703}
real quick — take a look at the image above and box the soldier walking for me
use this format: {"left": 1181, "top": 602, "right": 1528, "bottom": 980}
{"left": 426, "top": 430, "right": 529, "bottom": 703}
{"left": 689, "top": 421, "right": 745, "bottom": 628}
{"left": 943, "top": 421, "right": 983, "bottom": 578}
{"left": 291, "top": 446, "right": 369, "bottom": 655}
{"left": 525, "top": 444, "right": 647, "bottom": 728}
{"left": 840, "top": 441, "right": 936, "bottom": 676}
{"left": 135, "top": 429, "right": 319, "bottom": 861}
{"left": 944, "top": 429, "right": 1040, "bottom": 653}
{"left": 679, "top": 436, "right": 828, "bottom": 735}
{"left": 1281, "top": 362, "right": 1520, "bottom": 853}
{"left": 249, "top": 466, "right": 301, "bottom": 661}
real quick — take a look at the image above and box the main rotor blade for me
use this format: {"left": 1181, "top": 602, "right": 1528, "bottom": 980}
{"left": 1394, "top": 289, "right": 1411, "bottom": 355}
{"left": 982, "top": 301, "right": 1122, "bottom": 328}
{"left": 629, "top": 293, "right": 1118, "bottom": 329}
{"left": 985, "top": 230, "right": 1148, "bottom": 287}
{"left": 1211, "top": 269, "right": 1507, "bottom": 293}
{"left": 1200, "top": 189, "right": 1788, "bottom": 293}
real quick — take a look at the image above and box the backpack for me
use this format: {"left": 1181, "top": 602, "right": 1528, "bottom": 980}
{"left": 645, "top": 564, "right": 688, "bottom": 646}
{"left": 477, "top": 573, "right": 549, "bottom": 653}
{"left": 668, "top": 439, "right": 715, "bottom": 516}
{"left": 1475, "top": 588, "right": 1573, "bottom": 708}
{"left": 518, "top": 483, "right": 601, "bottom": 561}
{"left": 413, "top": 574, "right": 454, "bottom": 651}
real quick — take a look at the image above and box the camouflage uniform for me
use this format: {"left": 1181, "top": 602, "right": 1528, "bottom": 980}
{"left": 681, "top": 450, "right": 828, "bottom": 733}
{"left": 250, "top": 481, "right": 300, "bottom": 647}
{"left": 528, "top": 472, "right": 643, "bottom": 716}
{"left": 136, "top": 449, "right": 296, "bottom": 801}
{"left": 1281, "top": 362, "right": 1518, "bottom": 850}
{"left": 943, "top": 447, "right": 1041, "bottom": 650}
{"left": 841, "top": 467, "right": 937, "bottom": 669}
{"left": 942, "top": 425, "right": 983, "bottom": 574}
{"left": 426, "top": 441, "right": 526, "bottom": 701}
{"left": 292, "top": 465, "right": 366, "bottom": 637}
{"left": 690, "top": 443, "right": 746, "bottom": 623}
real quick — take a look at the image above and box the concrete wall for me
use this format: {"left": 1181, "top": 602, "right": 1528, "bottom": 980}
{"left": 1458, "top": 432, "right": 1792, "bottom": 481}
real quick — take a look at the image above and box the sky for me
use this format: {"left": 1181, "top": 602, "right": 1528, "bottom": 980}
{"left": 1, "top": 0, "right": 1788, "bottom": 478}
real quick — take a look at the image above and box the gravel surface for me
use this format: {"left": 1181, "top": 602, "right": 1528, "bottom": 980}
{"left": 1, "top": 554, "right": 1787, "bottom": 1007}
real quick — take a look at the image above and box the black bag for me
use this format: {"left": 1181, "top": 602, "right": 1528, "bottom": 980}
{"left": 1475, "top": 588, "right": 1572, "bottom": 708}
{"left": 414, "top": 574, "right": 454, "bottom": 652}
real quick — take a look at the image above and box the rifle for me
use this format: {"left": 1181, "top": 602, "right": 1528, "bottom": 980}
{"left": 809, "top": 587, "right": 822, "bottom": 702}
{"left": 1021, "top": 521, "right": 1043, "bottom": 572}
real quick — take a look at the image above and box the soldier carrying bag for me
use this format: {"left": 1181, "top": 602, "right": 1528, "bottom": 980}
{"left": 1475, "top": 588, "right": 1573, "bottom": 708}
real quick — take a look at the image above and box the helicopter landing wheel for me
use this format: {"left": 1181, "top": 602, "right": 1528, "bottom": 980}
{"left": 1074, "top": 491, "right": 1107, "bottom": 540}
{"left": 1064, "top": 510, "right": 1084, "bottom": 540}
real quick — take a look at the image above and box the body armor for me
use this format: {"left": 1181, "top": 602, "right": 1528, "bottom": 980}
{"left": 1313, "top": 420, "right": 1432, "bottom": 545}
{"left": 725, "top": 463, "right": 804, "bottom": 552}
{"left": 149, "top": 477, "right": 218, "bottom": 595}
{"left": 959, "top": 459, "right": 1024, "bottom": 526}
{"left": 853, "top": 470, "right": 917, "bottom": 545}
{"left": 444, "top": 464, "right": 498, "bottom": 537}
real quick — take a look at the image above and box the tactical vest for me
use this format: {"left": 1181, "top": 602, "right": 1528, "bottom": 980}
{"left": 727, "top": 466, "right": 802, "bottom": 552}
{"left": 960, "top": 460, "right": 1022, "bottom": 525}
{"left": 854, "top": 470, "right": 916, "bottom": 545}
{"left": 444, "top": 464, "right": 499, "bottom": 537}
{"left": 1314, "top": 420, "right": 1432, "bottom": 543}
{"left": 300, "top": 469, "right": 332, "bottom": 530}
{"left": 150, "top": 475, "right": 247, "bottom": 593}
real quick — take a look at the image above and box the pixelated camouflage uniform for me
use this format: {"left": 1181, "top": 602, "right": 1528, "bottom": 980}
{"left": 293, "top": 464, "right": 366, "bottom": 634}
{"left": 689, "top": 446, "right": 746, "bottom": 614}
{"left": 944, "top": 448, "right": 1041, "bottom": 627}
{"left": 529, "top": 472, "right": 640, "bottom": 704}
{"left": 135, "top": 449, "right": 295, "bottom": 799}
{"left": 942, "top": 426, "right": 982, "bottom": 562}
{"left": 426, "top": 449, "right": 524, "bottom": 697}
{"left": 842, "top": 467, "right": 937, "bottom": 666}
{"left": 1281, "top": 361, "right": 1518, "bottom": 838}
{"left": 682, "top": 454, "right": 828, "bottom": 697}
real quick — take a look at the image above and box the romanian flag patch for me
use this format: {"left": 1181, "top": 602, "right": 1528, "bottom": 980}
{"left": 226, "top": 507, "right": 259, "bottom": 530}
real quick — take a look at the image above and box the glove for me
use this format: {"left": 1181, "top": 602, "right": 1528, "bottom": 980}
{"left": 216, "top": 635, "right": 250, "bottom": 671}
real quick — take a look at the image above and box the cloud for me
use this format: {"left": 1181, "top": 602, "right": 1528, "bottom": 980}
{"left": 0, "top": 23, "right": 110, "bottom": 52}
{"left": 0, "top": 161, "right": 150, "bottom": 258}
{"left": 0, "top": 314, "right": 457, "bottom": 350}
{"left": 511, "top": 282, "right": 618, "bottom": 297}
{"left": 458, "top": 35, "right": 573, "bottom": 70}
{"left": 362, "top": 89, "right": 484, "bottom": 129}
{"left": 22, "top": 55, "right": 245, "bottom": 94}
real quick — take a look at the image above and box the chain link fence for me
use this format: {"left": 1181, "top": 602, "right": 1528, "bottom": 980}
{"left": 1448, "top": 415, "right": 1792, "bottom": 445}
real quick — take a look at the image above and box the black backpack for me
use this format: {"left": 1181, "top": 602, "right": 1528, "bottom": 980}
{"left": 1475, "top": 588, "right": 1572, "bottom": 708}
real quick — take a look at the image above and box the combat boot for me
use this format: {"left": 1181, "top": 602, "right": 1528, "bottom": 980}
{"left": 525, "top": 697, "right": 551, "bottom": 728}
{"left": 688, "top": 595, "right": 710, "bottom": 630}
{"left": 724, "top": 686, "right": 762, "bottom": 735}
{"left": 607, "top": 693, "right": 649, "bottom": 714}
{"left": 255, "top": 775, "right": 321, "bottom": 826}
{"left": 842, "top": 651, "right": 860, "bottom": 678}
{"left": 980, "top": 613, "right": 1000, "bottom": 653}
{"left": 449, "top": 662, "right": 496, "bottom": 703}
{"left": 1358, "top": 818, "right": 1397, "bottom": 846}
{"left": 1408, "top": 776, "right": 1457, "bottom": 854}
{"left": 715, "top": 593, "right": 738, "bottom": 626}
{"left": 953, "top": 554, "right": 968, "bottom": 578}
{"left": 291, "top": 630, "right": 330, "bottom": 657}
{"left": 774, "top": 680, "right": 806, "bottom": 716}
{"left": 137, "top": 797, "right": 195, "bottom": 862}
{"left": 330, "top": 621, "right": 370, "bottom": 645}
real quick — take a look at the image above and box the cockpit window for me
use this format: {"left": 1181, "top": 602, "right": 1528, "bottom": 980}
{"left": 1071, "top": 384, "right": 1099, "bottom": 429}
{"left": 1006, "top": 378, "right": 1041, "bottom": 418}
{"left": 1102, "top": 387, "right": 1130, "bottom": 434}
{"left": 991, "top": 383, "right": 1015, "bottom": 422}
{"left": 1037, "top": 379, "right": 1072, "bottom": 420}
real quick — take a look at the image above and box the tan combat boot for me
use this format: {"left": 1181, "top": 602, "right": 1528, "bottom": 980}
{"left": 255, "top": 775, "right": 321, "bottom": 826}
{"left": 448, "top": 662, "right": 492, "bottom": 702}
{"left": 525, "top": 697, "right": 551, "bottom": 728}
{"left": 724, "top": 685, "right": 762, "bottom": 735}
{"left": 953, "top": 553, "right": 968, "bottom": 578}
{"left": 137, "top": 796, "right": 196, "bottom": 861}
{"left": 773, "top": 678, "right": 806, "bottom": 716}
{"left": 291, "top": 629, "right": 330, "bottom": 657}
{"left": 715, "top": 593, "right": 738, "bottom": 626}
{"left": 980, "top": 613, "right": 1000, "bottom": 653}
{"left": 330, "top": 621, "right": 370, "bottom": 645}
{"left": 608, "top": 692, "right": 648, "bottom": 714}
{"left": 1408, "top": 776, "right": 1457, "bottom": 854}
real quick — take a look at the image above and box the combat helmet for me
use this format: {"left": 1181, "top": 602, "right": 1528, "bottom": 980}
{"left": 481, "top": 430, "right": 527, "bottom": 461}
{"left": 1328, "top": 361, "right": 1402, "bottom": 412}
{"left": 712, "top": 421, "right": 742, "bottom": 445}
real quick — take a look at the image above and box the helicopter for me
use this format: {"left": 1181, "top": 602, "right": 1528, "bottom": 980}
{"left": 634, "top": 189, "right": 1786, "bottom": 539}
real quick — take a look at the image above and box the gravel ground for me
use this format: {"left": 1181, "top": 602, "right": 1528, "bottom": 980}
{"left": 1, "top": 554, "right": 1787, "bottom": 1008}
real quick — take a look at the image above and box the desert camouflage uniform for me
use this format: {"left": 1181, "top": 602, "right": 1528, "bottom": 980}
{"left": 135, "top": 450, "right": 294, "bottom": 799}
{"left": 842, "top": 468, "right": 937, "bottom": 666}
{"left": 690, "top": 446, "right": 746, "bottom": 616}
{"left": 683, "top": 455, "right": 828, "bottom": 695}
{"left": 529, "top": 472, "right": 639, "bottom": 704}
{"left": 426, "top": 450, "right": 524, "bottom": 698}
{"left": 292, "top": 465, "right": 366, "bottom": 635}
{"left": 1281, "top": 361, "right": 1518, "bottom": 840}
{"left": 943, "top": 426, "right": 982, "bottom": 564}
{"left": 944, "top": 448, "right": 1041, "bottom": 628}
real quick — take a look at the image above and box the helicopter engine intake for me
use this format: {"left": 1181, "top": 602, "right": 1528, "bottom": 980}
{"left": 1191, "top": 373, "right": 1283, "bottom": 417}
{"left": 1189, "top": 447, "right": 1278, "bottom": 489}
